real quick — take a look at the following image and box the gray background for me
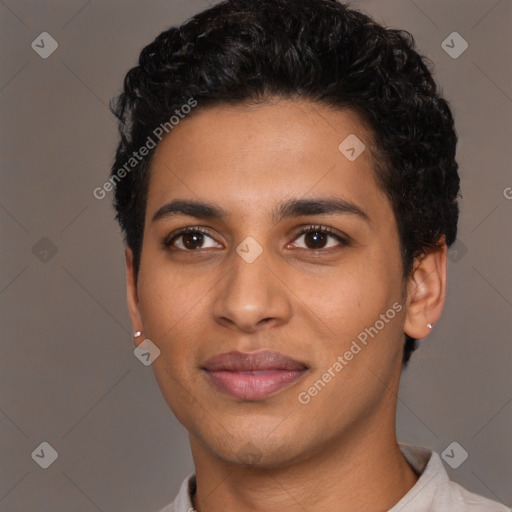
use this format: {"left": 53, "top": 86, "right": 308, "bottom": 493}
{"left": 1, "top": 0, "right": 511, "bottom": 510}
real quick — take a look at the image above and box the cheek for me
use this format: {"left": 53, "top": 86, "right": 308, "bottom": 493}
{"left": 308, "top": 257, "right": 398, "bottom": 327}
{"left": 136, "top": 263, "right": 207, "bottom": 343}
{"left": 304, "top": 261, "right": 404, "bottom": 378}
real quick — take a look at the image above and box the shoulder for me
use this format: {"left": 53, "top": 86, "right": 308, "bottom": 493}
{"left": 157, "top": 473, "right": 196, "bottom": 512}
{"left": 442, "top": 479, "right": 510, "bottom": 511}
{"left": 394, "top": 444, "right": 509, "bottom": 512}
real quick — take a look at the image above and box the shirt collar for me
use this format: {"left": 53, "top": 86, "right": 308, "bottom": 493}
{"left": 164, "top": 444, "right": 443, "bottom": 512}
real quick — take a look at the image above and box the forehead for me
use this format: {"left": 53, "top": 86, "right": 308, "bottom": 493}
{"left": 145, "top": 100, "right": 390, "bottom": 224}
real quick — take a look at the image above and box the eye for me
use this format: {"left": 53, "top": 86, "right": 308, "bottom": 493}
{"left": 290, "top": 224, "right": 348, "bottom": 251}
{"left": 163, "top": 226, "right": 222, "bottom": 251}
{"left": 163, "top": 224, "right": 349, "bottom": 253}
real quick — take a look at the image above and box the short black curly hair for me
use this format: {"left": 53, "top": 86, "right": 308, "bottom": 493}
{"left": 109, "top": 0, "right": 460, "bottom": 365}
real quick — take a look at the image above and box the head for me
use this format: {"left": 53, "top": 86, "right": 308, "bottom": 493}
{"left": 110, "top": 0, "right": 459, "bottom": 467}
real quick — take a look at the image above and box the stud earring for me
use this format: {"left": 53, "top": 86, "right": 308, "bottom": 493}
{"left": 426, "top": 323, "right": 432, "bottom": 330}
{"left": 133, "top": 331, "right": 142, "bottom": 338}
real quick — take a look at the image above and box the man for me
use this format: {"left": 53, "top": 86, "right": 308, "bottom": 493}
{"left": 109, "top": 0, "right": 509, "bottom": 510}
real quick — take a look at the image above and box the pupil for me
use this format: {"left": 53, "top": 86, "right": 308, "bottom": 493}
{"left": 183, "top": 232, "right": 203, "bottom": 250}
{"left": 306, "top": 231, "right": 326, "bottom": 249}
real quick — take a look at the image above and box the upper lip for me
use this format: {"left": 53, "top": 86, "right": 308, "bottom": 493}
{"left": 202, "top": 350, "right": 308, "bottom": 372}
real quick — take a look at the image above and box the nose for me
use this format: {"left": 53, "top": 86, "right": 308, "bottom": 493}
{"left": 211, "top": 249, "right": 292, "bottom": 333}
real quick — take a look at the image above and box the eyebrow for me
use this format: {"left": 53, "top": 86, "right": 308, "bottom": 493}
{"left": 152, "top": 197, "right": 371, "bottom": 225}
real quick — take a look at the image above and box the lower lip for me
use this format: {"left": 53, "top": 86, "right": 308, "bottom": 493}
{"left": 204, "top": 369, "right": 307, "bottom": 400}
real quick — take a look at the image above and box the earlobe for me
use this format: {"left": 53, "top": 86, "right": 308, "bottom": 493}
{"left": 404, "top": 240, "right": 447, "bottom": 340}
{"left": 125, "top": 248, "right": 144, "bottom": 344}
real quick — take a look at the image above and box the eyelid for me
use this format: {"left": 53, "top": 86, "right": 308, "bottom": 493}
{"left": 290, "top": 224, "right": 350, "bottom": 251}
{"left": 162, "top": 226, "right": 219, "bottom": 249}
{"left": 162, "top": 224, "right": 350, "bottom": 251}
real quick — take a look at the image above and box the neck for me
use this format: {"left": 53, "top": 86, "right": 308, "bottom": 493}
{"left": 189, "top": 415, "right": 418, "bottom": 512}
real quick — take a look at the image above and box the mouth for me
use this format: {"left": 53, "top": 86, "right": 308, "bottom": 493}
{"left": 201, "top": 350, "right": 309, "bottom": 400}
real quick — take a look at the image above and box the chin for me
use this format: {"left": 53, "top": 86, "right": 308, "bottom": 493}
{"left": 194, "top": 422, "right": 315, "bottom": 469}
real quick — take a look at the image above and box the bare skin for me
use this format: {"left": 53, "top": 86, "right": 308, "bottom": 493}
{"left": 125, "top": 99, "right": 447, "bottom": 511}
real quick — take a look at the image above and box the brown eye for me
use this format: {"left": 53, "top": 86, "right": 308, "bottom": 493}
{"left": 181, "top": 231, "right": 206, "bottom": 250}
{"left": 292, "top": 225, "right": 348, "bottom": 251}
{"left": 302, "top": 231, "right": 329, "bottom": 249}
{"left": 164, "top": 227, "right": 222, "bottom": 251}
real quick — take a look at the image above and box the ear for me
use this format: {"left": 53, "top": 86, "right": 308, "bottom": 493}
{"left": 404, "top": 238, "right": 447, "bottom": 340}
{"left": 125, "top": 248, "right": 144, "bottom": 346}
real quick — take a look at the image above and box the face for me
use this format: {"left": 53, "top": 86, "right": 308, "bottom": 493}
{"left": 126, "top": 100, "right": 435, "bottom": 468}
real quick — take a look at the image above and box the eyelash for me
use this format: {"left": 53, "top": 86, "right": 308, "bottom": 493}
{"left": 162, "top": 224, "right": 349, "bottom": 253}
{"left": 294, "top": 225, "right": 348, "bottom": 250}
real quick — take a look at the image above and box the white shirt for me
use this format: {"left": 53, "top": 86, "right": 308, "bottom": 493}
{"left": 159, "top": 444, "right": 509, "bottom": 511}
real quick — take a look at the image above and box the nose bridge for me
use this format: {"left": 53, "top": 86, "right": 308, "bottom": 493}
{"left": 212, "top": 245, "right": 290, "bottom": 331}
